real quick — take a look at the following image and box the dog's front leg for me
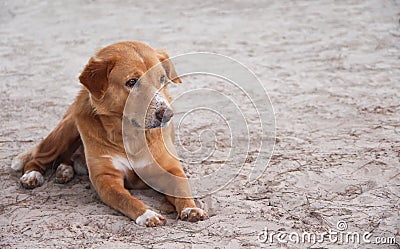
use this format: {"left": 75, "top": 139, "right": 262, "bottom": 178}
{"left": 87, "top": 157, "right": 166, "bottom": 227}
{"left": 166, "top": 195, "right": 208, "bottom": 222}
{"left": 158, "top": 157, "right": 208, "bottom": 222}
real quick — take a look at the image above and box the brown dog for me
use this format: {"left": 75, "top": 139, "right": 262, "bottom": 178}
{"left": 11, "top": 41, "right": 208, "bottom": 226}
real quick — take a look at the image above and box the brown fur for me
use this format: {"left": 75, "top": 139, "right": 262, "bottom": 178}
{"left": 16, "top": 41, "right": 208, "bottom": 226}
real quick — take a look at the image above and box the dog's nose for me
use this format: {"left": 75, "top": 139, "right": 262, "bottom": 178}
{"left": 156, "top": 108, "right": 174, "bottom": 123}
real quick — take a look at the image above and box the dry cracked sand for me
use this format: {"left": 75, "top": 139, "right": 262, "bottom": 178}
{"left": 0, "top": 0, "right": 399, "bottom": 248}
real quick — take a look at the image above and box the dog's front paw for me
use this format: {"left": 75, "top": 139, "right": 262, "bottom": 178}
{"left": 20, "top": 171, "right": 44, "bottom": 189}
{"left": 136, "top": 210, "right": 167, "bottom": 227}
{"left": 180, "top": 208, "right": 208, "bottom": 222}
{"left": 55, "top": 164, "right": 74, "bottom": 184}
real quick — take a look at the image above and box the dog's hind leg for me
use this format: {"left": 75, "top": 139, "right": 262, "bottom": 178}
{"left": 54, "top": 139, "right": 82, "bottom": 184}
{"left": 17, "top": 105, "right": 80, "bottom": 189}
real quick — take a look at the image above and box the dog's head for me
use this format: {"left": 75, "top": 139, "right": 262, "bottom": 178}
{"left": 79, "top": 41, "right": 181, "bottom": 129}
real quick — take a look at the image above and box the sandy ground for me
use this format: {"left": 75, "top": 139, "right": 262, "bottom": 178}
{"left": 1, "top": 0, "right": 400, "bottom": 248}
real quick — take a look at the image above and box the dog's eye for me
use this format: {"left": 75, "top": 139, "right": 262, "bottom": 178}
{"left": 125, "top": 78, "right": 138, "bottom": 88}
{"left": 160, "top": 75, "right": 166, "bottom": 84}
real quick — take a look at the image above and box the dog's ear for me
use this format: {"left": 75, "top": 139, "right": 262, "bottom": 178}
{"left": 79, "top": 56, "right": 114, "bottom": 99}
{"left": 155, "top": 49, "right": 182, "bottom": 83}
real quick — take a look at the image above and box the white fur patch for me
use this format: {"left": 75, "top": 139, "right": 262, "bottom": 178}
{"left": 134, "top": 160, "right": 149, "bottom": 169}
{"left": 110, "top": 156, "right": 131, "bottom": 173}
{"left": 154, "top": 92, "right": 171, "bottom": 109}
{"left": 135, "top": 209, "right": 163, "bottom": 226}
{"left": 20, "top": 171, "right": 44, "bottom": 186}
{"left": 11, "top": 157, "right": 24, "bottom": 171}
{"left": 11, "top": 149, "right": 33, "bottom": 172}
{"left": 102, "top": 155, "right": 150, "bottom": 173}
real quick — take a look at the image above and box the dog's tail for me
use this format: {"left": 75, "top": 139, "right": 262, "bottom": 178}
{"left": 11, "top": 148, "right": 33, "bottom": 171}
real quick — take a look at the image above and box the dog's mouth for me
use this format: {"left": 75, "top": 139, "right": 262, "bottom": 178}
{"left": 145, "top": 107, "right": 174, "bottom": 129}
{"left": 125, "top": 92, "right": 174, "bottom": 130}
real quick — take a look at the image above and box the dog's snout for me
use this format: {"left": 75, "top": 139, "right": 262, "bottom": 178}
{"left": 156, "top": 108, "right": 174, "bottom": 123}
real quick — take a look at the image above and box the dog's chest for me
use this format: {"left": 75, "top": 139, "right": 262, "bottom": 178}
{"left": 106, "top": 156, "right": 150, "bottom": 173}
